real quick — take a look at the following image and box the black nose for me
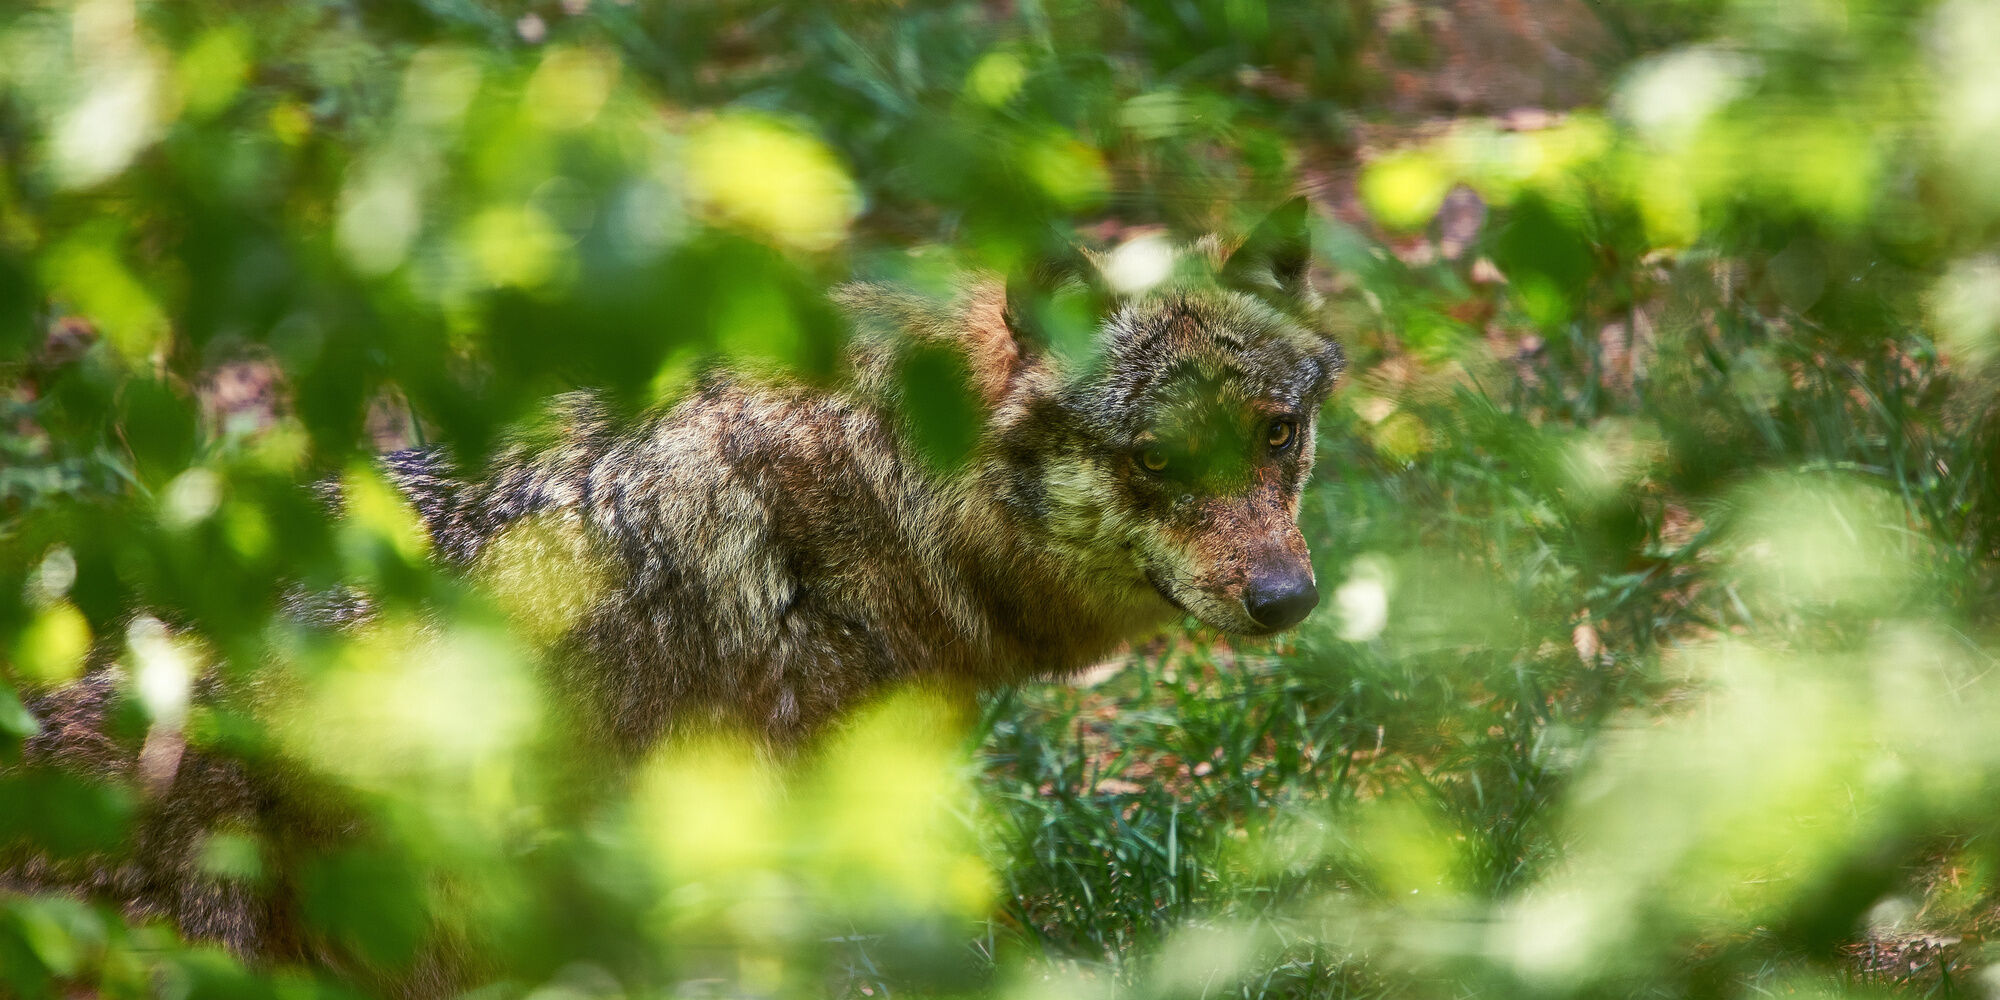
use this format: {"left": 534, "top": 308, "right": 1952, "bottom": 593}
{"left": 1245, "top": 571, "right": 1319, "bottom": 631}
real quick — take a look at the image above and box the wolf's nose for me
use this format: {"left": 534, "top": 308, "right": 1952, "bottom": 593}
{"left": 1245, "top": 572, "right": 1319, "bottom": 631}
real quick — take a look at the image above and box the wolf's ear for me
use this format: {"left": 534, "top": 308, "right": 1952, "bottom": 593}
{"left": 1222, "top": 196, "right": 1312, "bottom": 300}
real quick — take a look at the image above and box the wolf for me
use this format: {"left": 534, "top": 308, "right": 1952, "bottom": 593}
{"left": 382, "top": 198, "right": 1345, "bottom": 751}
{"left": 5, "top": 200, "right": 1344, "bottom": 988}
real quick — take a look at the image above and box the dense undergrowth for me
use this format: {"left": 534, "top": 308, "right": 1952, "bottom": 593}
{"left": 5, "top": 1, "right": 2000, "bottom": 998}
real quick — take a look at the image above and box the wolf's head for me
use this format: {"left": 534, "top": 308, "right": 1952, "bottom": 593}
{"left": 998, "top": 200, "right": 1345, "bottom": 636}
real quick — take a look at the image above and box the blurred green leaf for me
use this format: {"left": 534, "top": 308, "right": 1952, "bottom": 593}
{"left": 898, "top": 341, "right": 982, "bottom": 474}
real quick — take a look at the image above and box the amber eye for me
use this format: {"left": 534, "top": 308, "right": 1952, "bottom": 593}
{"left": 1139, "top": 447, "right": 1170, "bottom": 473}
{"left": 1268, "top": 419, "right": 1297, "bottom": 451}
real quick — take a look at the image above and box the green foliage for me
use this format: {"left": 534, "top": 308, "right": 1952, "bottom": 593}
{"left": 897, "top": 341, "right": 983, "bottom": 474}
{"left": 4, "top": 1, "right": 2000, "bottom": 999}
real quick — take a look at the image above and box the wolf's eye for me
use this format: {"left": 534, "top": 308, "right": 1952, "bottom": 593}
{"left": 1267, "top": 419, "right": 1297, "bottom": 451}
{"left": 1138, "top": 447, "right": 1170, "bottom": 473}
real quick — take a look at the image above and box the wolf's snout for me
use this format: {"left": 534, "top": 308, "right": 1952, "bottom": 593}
{"left": 1244, "top": 569, "right": 1318, "bottom": 631}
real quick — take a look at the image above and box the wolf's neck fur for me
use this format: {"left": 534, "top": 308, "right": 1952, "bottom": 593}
{"left": 860, "top": 279, "right": 1169, "bottom": 680}
{"left": 933, "top": 473, "right": 1166, "bottom": 683}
